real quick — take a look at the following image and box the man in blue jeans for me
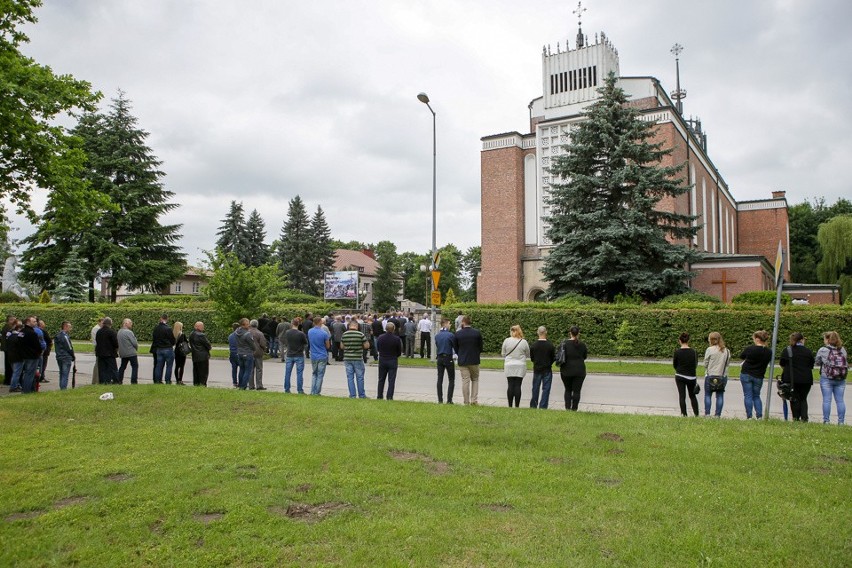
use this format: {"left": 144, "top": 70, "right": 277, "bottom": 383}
{"left": 152, "top": 313, "right": 176, "bottom": 384}
{"left": 307, "top": 317, "right": 330, "bottom": 395}
{"left": 234, "top": 318, "right": 256, "bottom": 390}
{"left": 341, "top": 320, "right": 369, "bottom": 398}
{"left": 529, "top": 326, "right": 556, "bottom": 409}
{"left": 19, "top": 316, "right": 43, "bottom": 394}
{"left": 283, "top": 319, "right": 307, "bottom": 393}
{"left": 54, "top": 321, "right": 75, "bottom": 390}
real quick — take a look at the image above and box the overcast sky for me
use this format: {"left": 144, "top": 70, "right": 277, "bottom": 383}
{"left": 12, "top": 0, "right": 852, "bottom": 265}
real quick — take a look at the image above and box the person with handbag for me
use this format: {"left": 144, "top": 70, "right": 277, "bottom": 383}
{"left": 173, "top": 321, "right": 189, "bottom": 385}
{"left": 738, "top": 330, "right": 773, "bottom": 419}
{"left": 559, "top": 326, "right": 588, "bottom": 411}
{"left": 815, "top": 331, "right": 847, "bottom": 425}
{"left": 673, "top": 332, "right": 699, "bottom": 416}
{"left": 780, "top": 332, "right": 816, "bottom": 422}
{"left": 703, "top": 332, "right": 731, "bottom": 417}
{"left": 501, "top": 325, "right": 530, "bottom": 408}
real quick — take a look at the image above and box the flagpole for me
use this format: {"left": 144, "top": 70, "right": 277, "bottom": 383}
{"left": 764, "top": 242, "right": 785, "bottom": 421}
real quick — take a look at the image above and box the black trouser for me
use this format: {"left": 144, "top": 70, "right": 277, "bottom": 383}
{"left": 790, "top": 382, "right": 813, "bottom": 422}
{"left": 377, "top": 360, "right": 398, "bottom": 400}
{"left": 420, "top": 332, "right": 431, "bottom": 358}
{"left": 97, "top": 356, "right": 118, "bottom": 385}
{"left": 437, "top": 354, "right": 455, "bottom": 403}
{"left": 175, "top": 353, "right": 187, "bottom": 383}
{"left": 675, "top": 376, "right": 699, "bottom": 416}
{"left": 4, "top": 353, "right": 12, "bottom": 385}
{"left": 193, "top": 360, "right": 209, "bottom": 386}
{"left": 561, "top": 374, "right": 586, "bottom": 410}
{"left": 119, "top": 356, "right": 139, "bottom": 384}
{"left": 507, "top": 376, "right": 523, "bottom": 407}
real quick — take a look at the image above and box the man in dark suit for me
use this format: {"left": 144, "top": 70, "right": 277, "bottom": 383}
{"left": 454, "top": 315, "right": 483, "bottom": 406}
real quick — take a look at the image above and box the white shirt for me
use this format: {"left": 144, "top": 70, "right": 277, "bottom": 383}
{"left": 418, "top": 318, "right": 432, "bottom": 333}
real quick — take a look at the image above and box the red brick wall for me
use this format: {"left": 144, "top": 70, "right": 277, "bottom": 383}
{"left": 478, "top": 146, "right": 527, "bottom": 303}
{"left": 788, "top": 290, "right": 841, "bottom": 305}
{"left": 692, "top": 266, "right": 769, "bottom": 303}
{"left": 738, "top": 206, "right": 790, "bottom": 280}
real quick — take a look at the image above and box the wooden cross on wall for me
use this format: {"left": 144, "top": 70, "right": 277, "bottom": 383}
{"left": 712, "top": 270, "right": 737, "bottom": 303}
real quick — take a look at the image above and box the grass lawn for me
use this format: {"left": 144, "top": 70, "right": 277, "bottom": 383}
{"left": 1, "top": 387, "right": 849, "bottom": 566}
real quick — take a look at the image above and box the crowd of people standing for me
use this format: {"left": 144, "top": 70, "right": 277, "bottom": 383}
{"left": 2, "top": 310, "right": 847, "bottom": 424}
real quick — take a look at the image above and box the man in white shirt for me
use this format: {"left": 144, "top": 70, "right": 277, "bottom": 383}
{"left": 418, "top": 314, "right": 433, "bottom": 359}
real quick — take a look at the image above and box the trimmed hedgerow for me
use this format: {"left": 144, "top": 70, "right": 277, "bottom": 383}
{"left": 657, "top": 291, "right": 722, "bottom": 305}
{"left": 732, "top": 290, "right": 791, "bottom": 305}
{"left": 459, "top": 305, "right": 852, "bottom": 357}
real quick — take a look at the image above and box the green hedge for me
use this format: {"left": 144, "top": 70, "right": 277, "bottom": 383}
{"left": 459, "top": 305, "right": 852, "bottom": 357}
{"left": 0, "top": 302, "right": 336, "bottom": 344}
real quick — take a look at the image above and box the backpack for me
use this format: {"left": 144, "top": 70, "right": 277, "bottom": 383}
{"left": 555, "top": 341, "right": 567, "bottom": 366}
{"left": 824, "top": 347, "right": 848, "bottom": 379}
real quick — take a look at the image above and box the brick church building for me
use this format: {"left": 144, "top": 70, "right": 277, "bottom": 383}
{"left": 477, "top": 23, "right": 837, "bottom": 304}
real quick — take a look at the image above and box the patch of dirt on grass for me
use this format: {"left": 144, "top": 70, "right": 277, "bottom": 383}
{"left": 481, "top": 503, "right": 513, "bottom": 512}
{"left": 608, "top": 448, "right": 625, "bottom": 455}
{"left": 598, "top": 432, "right": 623, "bottom": 442}
{"left": 295, "top": 483, "right": 313, "bottom": 493}
{"left": 195, "top": 538, "right": 205, "bottom": 548}
{"left": 235, "top": 464, "right": 258, "bottom": 479}
{"left": 548, "top": 457, "right": 569, "bottom": 465}
{"left": 821, "top": 454, "right": 850, "bottom": 464}
{"left": 53, "top": 496, "right": 88, "bottom": 509}
{"left": 194, "top": 511, "right": 225, "bottom": 524}
{"left": 272, "top": 502, "right": 352, "bottom": 522}
{"left": 149, "top": 519, "right": 164, "bottom": 534}
{"left": 389, "top": 450, "right": 451, "bottom": 475}
{"left": 5, "top": 510, "right": 44, "bottom": 522}
{"left": 812, "top": 466, "right": 832, "bottom": 475}
{"left": 104, "top": 472, "right": 133, "bottom": 482}
{"left": 596, "top": 477, "right": 622, "bottom": 487}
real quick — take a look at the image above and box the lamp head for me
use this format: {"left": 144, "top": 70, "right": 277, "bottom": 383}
{"left": 417, "top": 92, "right": 430, "bottom": 104}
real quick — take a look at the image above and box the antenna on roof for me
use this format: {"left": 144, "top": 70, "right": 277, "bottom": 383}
{"left": 670, "top": 43, "right": 687, "bottom": 114}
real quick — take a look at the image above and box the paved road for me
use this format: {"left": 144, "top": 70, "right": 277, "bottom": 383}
{"left": 3, "top": 352, "right": 808, "bottom": 421}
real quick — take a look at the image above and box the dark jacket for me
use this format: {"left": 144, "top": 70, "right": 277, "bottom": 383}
{"left": 740, "top": 345, "right": 773, "bottom": 378}
{"left": 19, "top": 325, "right": 43, "bottom": 360}
{"left": 376, "top": 332, "right": 402, "bottom": 361}
{"left": 454, "top": 327, "right": 484, "bottom": 366}
{"left": 152, "top": 322, "right": 175, "bottom": 349}
{"left": 6, "top": 329, "right": 23, "bottom": 363}
{"left": 174, "top": 332, "right": 189, "bottom": 360}
{"left": 189, "top": 330, "right": 212, "bottom": 362}
{"left": 530, "top": 339, "right": 556, "bottom": 372}
{"left": 235, "top": 327, "right": 255, "bottom": 357}
{"left": 673, "top": 347, "right": 698, "bottom": 378}
{"left": 780, "top": 344, "right": 815, "bottom": 384}
{"left": 95, "top": 326, "right": 119, "bottom": 358}
{"left": 559, "top": 339, "right": 588, "bottom": 377}
{"left": 54, "top": 330, "right": 75, "bottom": 362}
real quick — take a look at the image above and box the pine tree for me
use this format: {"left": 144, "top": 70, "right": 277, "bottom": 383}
{"left": 278, "top": 195, "right": 312, "bottom": 293}
{"left": 543, "top": 74, "right": 699, "bottom": 302}
{"left": 51, "top": 249, "right": 88, "bottom": 303}
{"left": 372, "top": 240, "right": 400, "bottom": 312}
{"left": 244, "top": 209, "right": 269, "bottom": 267}
{"left": 305, "top": 206, "right": 334, "bottom": 295}
{"left": 216, "top": 201, "right": 250, "bottom": 262}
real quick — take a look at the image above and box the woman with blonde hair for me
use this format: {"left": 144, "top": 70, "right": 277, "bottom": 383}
{"left": 703, "top": 331, "right": 731, "bottom": 417}
{"left": 815, "top": 331, "right": 847, "bottom": 424}
{"left": 501, "top": 325, "right": 530, "bottom": 407}
{"left": 173, "top": 321, "right": 189, "bottom": 385}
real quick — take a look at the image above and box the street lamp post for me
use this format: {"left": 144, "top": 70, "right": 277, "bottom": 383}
{"left": 418, "top": 92, "right": 437, "bottom": 361}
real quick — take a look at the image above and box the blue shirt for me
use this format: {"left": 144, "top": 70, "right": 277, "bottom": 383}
{"left": 435, "top": 328, "right": 455, "bottom": 356}
{"left": 228, "top": 331, "right": 238, "bottom": 356}
{"left": 308, "top": 327, "right": 330, "bottom": 359}
{"left": 34, "top": 327, "right": 47, "bottom": 351}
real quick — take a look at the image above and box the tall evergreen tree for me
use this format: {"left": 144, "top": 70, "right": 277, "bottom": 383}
{"left": 215, "top": 200, "right": 250, "bottom": 262}
{"left": 21, "top": 92, "right": 185, "bottom": 301}
{"left": 372, "top": 240, "right": 400, "bottom": 312}
{"left": 543, "top": 74, "right": 698, "bottom": 302}
{"left": 244, "top": 208, "right": 269, "bottom": 267}
{"left": 278, "top": 195, "right": 312, "bottom": 293}
{"left": 305, "top": 205, "right": 334, "bottom": 295}
{"left": 51, "top": 248, "right": 88, "bottom": 303}
{"left": 436, "top": 244, "right": 461, "bottom": 300}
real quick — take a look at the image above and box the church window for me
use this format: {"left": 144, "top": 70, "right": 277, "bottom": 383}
{"left": 550, "top": 75, "right": 555, "bottom": 95}
{"left": 592, "top": 65, "right": 597, "bottom": 86}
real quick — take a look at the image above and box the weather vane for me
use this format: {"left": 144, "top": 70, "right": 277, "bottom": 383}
{"left": 670, "top": 43, "right": 683, "bottom": 58}
{"left": 670, "top": 44, "right": 686, "bottom": 114}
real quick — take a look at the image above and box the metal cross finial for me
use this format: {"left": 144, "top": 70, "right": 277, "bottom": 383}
{"left": 670, "top": 43, "right": 683, "bottom": 58}
{"left": 573, "top": 1, "right": 587, "bottom": 27}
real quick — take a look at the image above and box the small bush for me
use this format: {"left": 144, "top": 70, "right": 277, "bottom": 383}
{"left": 613, "top": 293, "right": 643, "bottom": 305}
{"left": 552, "top": 292, "right": 599, "bottom": 306}
{"left": 121, "top": 294, "right": 210, "bottom": 304}
{"left": 0, "top": 291, "right": 25, "bottom": 303}
{"left": 266, "top": 289, "right": 324, "bottom": 305}
{"left": 657, "top": 291, "right": 721, "bottom": 305}
{"left": 732, "top": 291, "right": 791, "bottom": 306}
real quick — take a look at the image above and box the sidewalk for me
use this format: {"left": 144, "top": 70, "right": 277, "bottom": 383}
{"left": 2, "top": 353, "right": 807, "bottom": 421}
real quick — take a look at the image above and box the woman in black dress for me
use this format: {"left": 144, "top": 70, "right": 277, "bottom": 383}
{"left": 559, "top": 326, "right": 588, "bottom": 411}
{"left": 779, "top": 332, "right": 816, "bottom": 422}
{"left": 173, "top": 321, "right": 189, "bottom": 385}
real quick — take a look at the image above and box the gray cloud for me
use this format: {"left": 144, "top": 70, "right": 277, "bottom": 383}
{"left": 8, "top": 0, "right": 850, "bottom": 266}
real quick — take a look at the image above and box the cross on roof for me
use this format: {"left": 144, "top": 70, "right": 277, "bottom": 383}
{"left": 573, "top": 1, "right": 587, "bottom": 27}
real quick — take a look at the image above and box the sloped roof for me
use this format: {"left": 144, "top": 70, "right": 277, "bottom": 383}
{"left": 333, "top": 249, "right": 380, "bottom": 277}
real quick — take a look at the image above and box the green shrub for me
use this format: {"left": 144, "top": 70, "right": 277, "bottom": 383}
{"left": 0, "top": 291, "right": 25, "bottom": 303}
{"left": 613, "top": 293, "right": 643, "bottom": 305}
{"left": 657, "top": 291, "right": 721, "bottom": 305}
{"left": 121, "top": 294, "right": 211, "bottom": 304}
{"left": 266, "top": 289, "right": 324, "bottom": 304}
{"left": 552, "top": 292, "right": 599, "bottom": 305}
{"left": 732, "top": 290, "right": 791, "bottom": 305}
